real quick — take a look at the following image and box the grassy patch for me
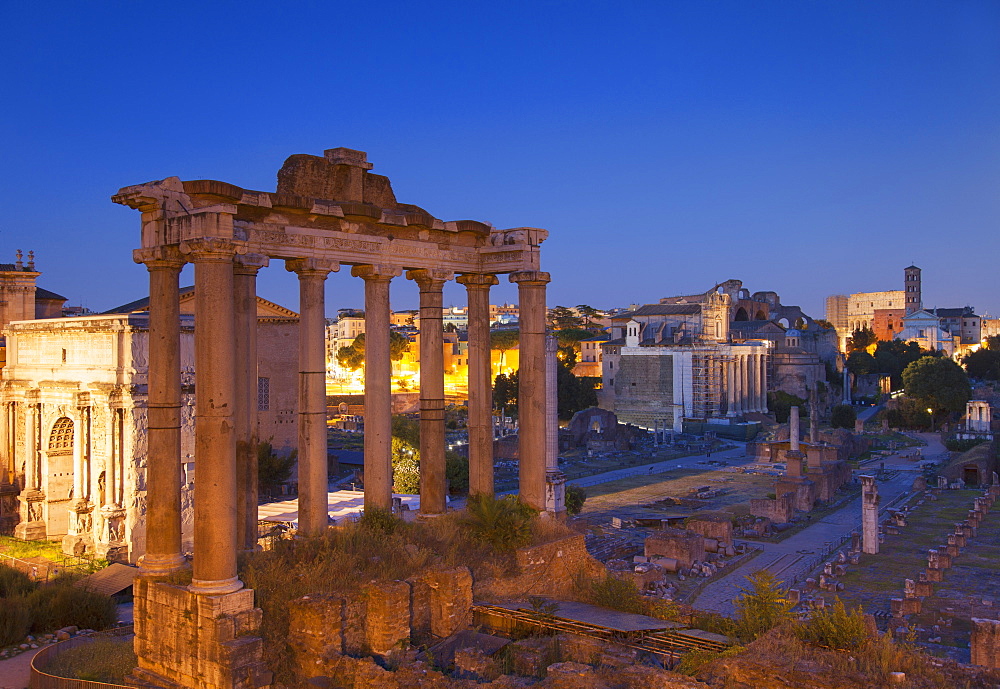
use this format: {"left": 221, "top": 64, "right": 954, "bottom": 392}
{"left": 42, "top": 638, "right": 136, "bottom": 682}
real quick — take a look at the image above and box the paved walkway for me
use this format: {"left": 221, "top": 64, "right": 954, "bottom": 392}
{"left": 691, "top": 433, "right": 945, "bottom": 616}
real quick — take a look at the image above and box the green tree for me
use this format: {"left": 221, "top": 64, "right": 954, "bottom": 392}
{"left": 846, "top": 350, "right": 876, "bottom": 375}
{"left": 336, "top": 331, "right": 411, "bottom": 371}
{"left": 733, "top": 571, "right": 794, "bottom": 642}
{"left": 830, "top": 404, "right": 857, "bottom": 429}
{"left": 547, "top": 306, "right": 583, "bottom": 330}
{"left": 902, "top": 356, "right": 971, "bottom": 417}
{"left": 490, "top": 329, "right": 520, "bottom": 371}
{"left": 847, "top": 326, "right": 877, "bottom": 353}
{"left": 768, "top": 391, "right": 806, "bottom": 423}
{"left": 258, "top": 441, "right": 296, "bottom": 497}
{"left": 872, "top": 339, "right": 926, "bottom": 389}
{"left": 391, "top": 436, "right": 420, "bottom": 493}
{"left": 986, "top": 336, "right": 1000, "bottom": 351}
{"left": 575, "top": 305, "right": 603, "bottom": 329}
{"left": 565, "top": 485, "right": 587, "bottom": 515}
{"left": 557, "top": 367, "right": 598, "bottom": 419}
{"left": 963, "top": 347, "right": 1000, "bottom": 381}
{"left": 493, "top": 372, "right": 519, "bottom": 419}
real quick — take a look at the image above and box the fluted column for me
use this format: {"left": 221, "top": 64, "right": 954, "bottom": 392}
{"left": 759, "top": 352, "right": 769, "bottom": 412}
{"left": 182, "top": 238, "right": 243, "bottom": 595}
{"left": 510, "top": 271, "right": 550, "bottom": 511}
{"left": 458, "top": 273, "right": 498, "bottom": 497}
{"left": 749, "top": 354, "right": 760, "bottom": 413}
{"left": 133, "top": 246, "right": 186, "bottom": 576}
{"left": 726, "top": 355, "right": 736, "bottom": 416}
{"left": 352, "top": 265, "right": 401, "bottom": 511}
{"left": 740, "top": 354, "right": 750, "bottom": 414}
{"left": 408, "top": 269, "right": 452, "bottom": 516}
{"left": 233, "top": 254, "right": 268, "bottom": 549}
{"left": 287, "top": 258, "right": 338, "bottom": 535}
{"left": 0, "top": 403, "right": 8, "bottom": 486}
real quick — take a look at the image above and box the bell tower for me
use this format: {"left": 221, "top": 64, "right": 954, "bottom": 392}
{"left": 904, "top": 265, "right": 921, "bottom": 315}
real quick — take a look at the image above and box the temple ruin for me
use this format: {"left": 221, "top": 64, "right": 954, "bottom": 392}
{"left": 112, "top": 148, "right": 551, "bottom": 688}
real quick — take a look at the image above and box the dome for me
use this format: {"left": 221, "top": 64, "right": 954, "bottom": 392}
{"left": 785, "top": 328, "right": 802, "bottom": 337}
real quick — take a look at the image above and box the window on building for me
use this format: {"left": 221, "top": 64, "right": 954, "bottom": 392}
{"left": 257, "top": 377, "right": 270, "bottom": 411}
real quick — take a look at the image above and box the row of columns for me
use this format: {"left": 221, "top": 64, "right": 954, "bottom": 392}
{"left": 725, "top": 352, "right": 768, "bottom": 415}
{"left": 136, "top": 235, "right": 550, "bottom": 595}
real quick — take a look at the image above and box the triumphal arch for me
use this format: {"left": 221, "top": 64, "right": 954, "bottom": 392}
{"left": 112, "top": 148, "right": 549, "bottom": 688}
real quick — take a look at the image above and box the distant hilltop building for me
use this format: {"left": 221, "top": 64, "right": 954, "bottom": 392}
{"left": 826, "top": 265, "right": 920, "bottom": 350}
{"left": 600, "top": 280, "right": 834, "bottom": 434}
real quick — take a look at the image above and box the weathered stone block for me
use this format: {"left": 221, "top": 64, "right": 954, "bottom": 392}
{"left": 925, "top": 568, "right": 944, "bottom": 582}
{"left": 407, "top": 566, "right": 473, "bottom": 640}
{"left": 288, "top": 593, "right": 345, "bottom": 674}
{"left": 891, "top": 598, "right": 921, "bottom": 616}
{"left": 365, "top": 580, "right": 411, "bottom": 655}
{"left": 686, "top": 515, "right": 733, "bottom": 544}
{"left": 971, "top": 618, "right": 1000, "bottom": 668}
{"left": 644, "top": 528, "right": 704, "bottom": 568}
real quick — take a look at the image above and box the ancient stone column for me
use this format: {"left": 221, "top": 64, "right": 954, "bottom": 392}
{"left": 182, "top": 238, "right": 243, "bottom": 594}
{"left": 545, "top": 333, "right": 566, "bottom": 515}
{"left": 741, "top": 354, "right": 750, "bottom": 414}
{"left": 353, "top": 265, "right": 401, "bottom": 511}
{"left": 750, "top": 354, "right": 761, "bottom": 412}
{"left": 457, "top": 274, "right": 498, "bottom": 497}
{"left": 0, "top": 403, "right": 8, "bottom": 486}
{"left": 861, "top": 475, "right": 880, "bottom": 554}
{"left": 790, "top": 406, "right": 800, "bottom": 453}
{"left": 510, "top": 271, "right": 550, "bottom": 511}
{"left": 287, "top": 258, "right": 339, "bottom": 535}
{"left": 407, "top": 269, "right": 452, "bottom": 517}
{"left": 809, "top": 386, "right": 819, "bottom": 445}
{"left": 785, "top": 405, "right": 805, "bottom": 477}
{"left": 235, "top": 254, "right": 268, "bottom": 550}
{"left": 134, "top": 247, "right": 186, "bottom": 576}
{"left": 726, "top": 355, "right": 736, "bottom": 416}
{"left": 759, "top": 352, "right": 769, "bottom": 412}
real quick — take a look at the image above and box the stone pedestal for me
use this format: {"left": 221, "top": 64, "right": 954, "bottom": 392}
{"left": 14, "top": 491, "right": 46, "bottom": 541}
{"left": 131, "top": 578, "right": 270, "bottom": 689}
{"left": 545, "top": 469, "right": 567, "bottom": 516}
{"left": 971, "top": 618, "right": 1000, "bottom": 668}
{"left": 861, "top": 476, "right": 880, "bottom": 555}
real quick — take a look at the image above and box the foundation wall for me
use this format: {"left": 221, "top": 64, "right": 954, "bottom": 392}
{"left": 132, "top": 578, "right": 270, "bottom": 689}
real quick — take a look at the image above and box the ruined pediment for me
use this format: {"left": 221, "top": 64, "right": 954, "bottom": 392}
{"left": 276, "top": 147, "right": 399, "bottom": 209}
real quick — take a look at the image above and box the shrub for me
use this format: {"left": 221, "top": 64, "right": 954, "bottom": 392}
{"left": 445, "top": 452, "right": 469, "bottom": 493}
{"left": 584, "top": 575, "right": 679, "bottom": 621}
{"left": 358, "top": 507, "right": 400, "bottom": 535}
{"left": 945, "top": 437, "right": 987, "bottom": 452}
{"left": 0, "top": 597, "right": 30, "bottom": 646}
{"left": 564, "top": 485, "right": 587, "bottom": 515}
{"left": 26, "top": 582, "right": 116, "bottom": 633}
{"left": 676, "top": 645, "right": 744, "bottom": 676}
{"left": 460, "top": 494, "right": 536, "bottom": 551}
{"left": 830, "top": 404, "right": 857, "bottom": 430}
{"left": 0, "top": 563, "right": 36, "bottom": 598}
{"left": 732, "top": 571, "right": 794, "bottom": 642}
{"left": 798, "top": 599, "right": 871, "bottom": 650}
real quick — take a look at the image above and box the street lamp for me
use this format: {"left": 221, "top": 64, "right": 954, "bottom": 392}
{"left": 927, "top": 408, "right": 934, "bottom": 433}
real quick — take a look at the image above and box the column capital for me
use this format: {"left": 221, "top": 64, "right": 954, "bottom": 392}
{"left": 457, "top": 273, "right": 499, "bottom": 289}
{"left": 180, "top": 237, "right": 246, "bottom": 262}
{"left": 406, "top": 268, "right": 453, "bottom": 290}
{"left": 234, "top": 253, "right": 270, "bottom": 276}
{"left": 133, "top": 246, "right": 186, "bottom": 269}
{"left": 351, "top": 264, "right": 402, "bottom": 282}
{"left": 509, "top": 270, "right": 550, "bottom": 286}
{"left": 285, "top": 257, "right": 339, "bottom": 277}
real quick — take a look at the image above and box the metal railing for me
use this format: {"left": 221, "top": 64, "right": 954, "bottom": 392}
{"left": 29, "top": 626, "right": 134, "bottom": 689}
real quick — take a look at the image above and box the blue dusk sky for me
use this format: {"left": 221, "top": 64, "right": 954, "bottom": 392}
{"left": 1, "top": 1, "right": 998, "bottom": 319}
